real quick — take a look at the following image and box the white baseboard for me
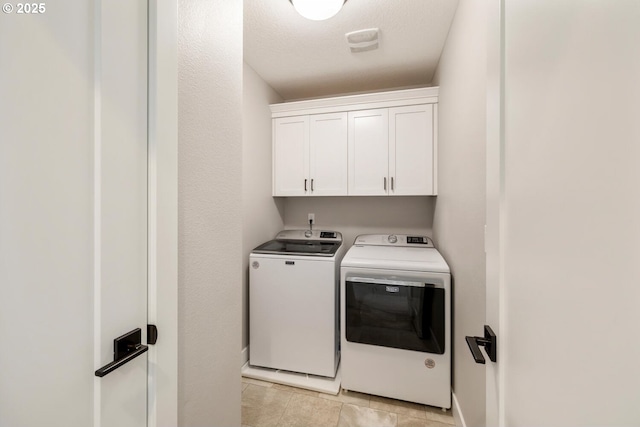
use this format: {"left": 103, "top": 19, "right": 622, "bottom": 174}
{"left": 452, "top": 392, "right": 467, "bottom": 427}
{"left": 241, "top": 346, "right": 249, "bottom": 367}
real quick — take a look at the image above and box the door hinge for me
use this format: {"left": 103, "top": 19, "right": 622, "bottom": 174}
{"left": 147, "top": 324, "right": 158, "bottom": 345}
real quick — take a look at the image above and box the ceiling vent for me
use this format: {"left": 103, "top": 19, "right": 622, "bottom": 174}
{"left": 345, "top": 28, "right": 379, "bottom": 53}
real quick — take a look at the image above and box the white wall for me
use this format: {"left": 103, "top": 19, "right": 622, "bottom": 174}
{"left": 283, "top": 197, "right": 435, "bottom": 250}
{"left": 178, "top": 1, "right": 243, "bottom": 425}
{"left": 501, "top": 1, "right": 640, "bottom": 425}
{"left": 431, "top": 0, "right": 487, "bottom": 425}
{"left": 242, "top": 63, "right": 285, "bottom": 350}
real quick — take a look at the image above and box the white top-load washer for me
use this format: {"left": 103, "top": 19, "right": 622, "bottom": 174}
{"left": 249, "top": 229, "right": 345, "bottom": 378}
{"left": 340, "top": 234, "right": 451, "bottom": 409}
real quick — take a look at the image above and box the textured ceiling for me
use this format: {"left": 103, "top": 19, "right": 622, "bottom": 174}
{"left": 244, "top": 0, "right": 459, "bottom": 100}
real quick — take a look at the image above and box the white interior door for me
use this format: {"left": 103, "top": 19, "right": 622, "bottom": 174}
{"left": 486, "top": 1, "right": 640, "bottom": 425}
{"left": 484, "top": 1, "right": 503, "bottom": 425}
{"left": 0, "top": 1, "right": 149, "bottom": 426}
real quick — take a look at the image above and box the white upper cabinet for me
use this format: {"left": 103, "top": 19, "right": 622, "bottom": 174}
{"left": 273, "top": 113, "right": 347, "bottom": 196}
{"left": 389, "top": 104, "right": 435, "bottom": 195}
{"left": 348, "top": 105, "right": 435, "bottom": 196}
{"left": 271, "top": 87, "right": 438, "bottom": 197}
{"left": 273, "top": 116, "right": 309, "bottom": 196}
{"left": 309, "top": 113, "right": 348, "bottom": 195}
{"left": 348, "top": 109, "right": 389, "bottom": 195}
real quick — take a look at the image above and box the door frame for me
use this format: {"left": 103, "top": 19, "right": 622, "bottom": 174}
{"left": 485, "top": 0, "right": 505, "bottom": 425}
{"left": 147, "top": 0, "right": 178, "bottom": 425}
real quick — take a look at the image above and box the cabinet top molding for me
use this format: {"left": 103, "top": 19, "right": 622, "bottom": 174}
{"left": 270, "top": 87, "right": 439, "bottom": 118}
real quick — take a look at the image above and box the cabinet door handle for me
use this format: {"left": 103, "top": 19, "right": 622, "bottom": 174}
{"left": 391, "top": 177, "right": 394, "bottom": 191}
{"left": 311, "top": 179, "right": 314, "bottom": 192}
{"left": 384, "top": 177, "right": 387, "bottom": 191}
{"left": 304, "top": 179, "right": 307, "bottom": 191}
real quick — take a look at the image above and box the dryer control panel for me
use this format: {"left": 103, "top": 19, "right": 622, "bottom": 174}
{"left": 353, "top": 234, "right": 434, "bottom": 248}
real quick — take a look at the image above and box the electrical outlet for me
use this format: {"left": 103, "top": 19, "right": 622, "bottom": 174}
{"left": 308, "top": 213, "right": 315, "bottom": 223}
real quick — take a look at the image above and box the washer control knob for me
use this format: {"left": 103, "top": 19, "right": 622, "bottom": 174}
{"left": 388, "top": 234, "right": 398, "bottom": 244}
{"left": 304, "top": 230, "right": 313, "bottom": 238}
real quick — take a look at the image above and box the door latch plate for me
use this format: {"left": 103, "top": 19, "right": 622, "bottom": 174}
{"left": 114, "top": 328, "right": 143, "bottom": 360}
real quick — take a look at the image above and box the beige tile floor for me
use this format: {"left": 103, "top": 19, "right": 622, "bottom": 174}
{"left": 241, "top": 378, "right": 455, "bottom": 427}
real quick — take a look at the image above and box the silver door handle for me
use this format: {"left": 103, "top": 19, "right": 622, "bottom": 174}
{"left": 311, "top": 179, "right": 314, "bottom": 192}
{"left": 304, "top": 179, "right": 307, "bottom": 191}
{"left": 391, "top": 177, "right": 394, "bottom": 191}
{"left": 383, "top": 177, "right": 387, "bottom": 191}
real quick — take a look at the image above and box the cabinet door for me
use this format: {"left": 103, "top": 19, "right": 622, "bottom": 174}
{"left": 309, "top": 112, "right": 348, "bottom": 195}
{"left": 348, "top": 109, "right": 389, "bottom": 195}
{"left": 389, "top": 104, "right": 435, "bottom": 195}
{"left": 273, "top": 116, "right": 309, "bottom": 196}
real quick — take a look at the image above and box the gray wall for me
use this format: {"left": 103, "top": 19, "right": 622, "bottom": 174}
{"left": 178, "top": 1, "right": 242, "bottom": 425}
{"left": 283, "top": 197, "right": 435, "bottom": 251}
{"left": 242, "top": 63, "right": 285, "bottom": 350}
{"left": 431, "top": 0, "right": 487, "bottom": 425}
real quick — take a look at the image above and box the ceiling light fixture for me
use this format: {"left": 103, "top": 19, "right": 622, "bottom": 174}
{"left": 290, "top": 0, "right": 347, "bottom": 21}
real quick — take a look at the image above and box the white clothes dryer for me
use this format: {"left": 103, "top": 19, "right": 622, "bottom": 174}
{"left": 340, "top": 234, "right": 451, "bottom": 409}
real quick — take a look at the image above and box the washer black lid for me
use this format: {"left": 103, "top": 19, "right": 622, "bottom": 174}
{"left": 252, "top": 239, "right": 341, "bottom": 257}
